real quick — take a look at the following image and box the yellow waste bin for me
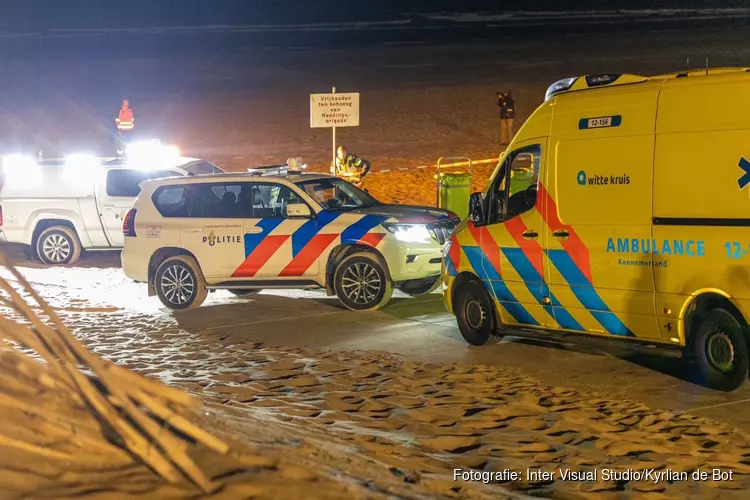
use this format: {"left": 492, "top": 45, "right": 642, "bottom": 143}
{"left": 436, "top": 156, "right": 473, "bottom": 220}
{"left": 436, "top": 172, "right": 472, "bottom": 220}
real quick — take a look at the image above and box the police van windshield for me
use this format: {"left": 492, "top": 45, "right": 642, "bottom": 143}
{"left": 295, "top": 178, "right": 380, "bottom": 211}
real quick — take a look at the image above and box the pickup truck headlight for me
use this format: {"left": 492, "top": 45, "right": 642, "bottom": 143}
{"left": 382, "top": 222, "right": 432, "bottom": 244}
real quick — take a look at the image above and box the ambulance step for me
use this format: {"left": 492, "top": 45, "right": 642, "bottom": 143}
{"left": 506, "top": 328, "right": 683, "bottom": 359}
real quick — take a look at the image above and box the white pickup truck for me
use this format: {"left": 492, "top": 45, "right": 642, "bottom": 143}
{"left": 0, "top": 155, "right": 223, "bottom": 265}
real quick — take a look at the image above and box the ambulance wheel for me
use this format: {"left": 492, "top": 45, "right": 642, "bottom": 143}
{"left": 454, "top": 280, "right": 502, "bottom": 346}
{"left": 154, "top": 256, "right": 207, "bottom": 310}
{"left": 398, "top": 276, "right": 440, "bottom": 296}
{"left": 229, "top": 289, "right": 260, "bottom": 296}
{"left": 334, "top": 252, "right": 393, "bottom": 311}
{"left": 36, "top": 226, "right": 82, "bottom": 266}
{"left": 691, "top": 308, "right": 749, "bottom": 391}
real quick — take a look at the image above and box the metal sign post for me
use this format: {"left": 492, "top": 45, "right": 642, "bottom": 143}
{"left": 332, "top": 87, "right": 336, "bottom": 168}
{"left": 310, "top": 89, "right": 360, "bottom": 174}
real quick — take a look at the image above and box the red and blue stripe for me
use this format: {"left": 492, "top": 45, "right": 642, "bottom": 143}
{"left": 501, "top": 247, "right": 584, "bottom": 331}
{"left": 232, "top": 219, "right": 289, "bottom": 278}
{"left": 546, "top": 249, "right": 633, "bottom": 337}
{"left": 234, "top": 213, "right": 390, "bottom": 278}
{"left": 462, "top": 245, "right": 539, "bottom": 326}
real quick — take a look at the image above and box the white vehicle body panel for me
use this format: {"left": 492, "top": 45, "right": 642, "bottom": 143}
{"left": 0, "top": 158, "right": 222, "bottom": 252}
{"left": 121, "top": 172, "right": 459, "bottom": 293}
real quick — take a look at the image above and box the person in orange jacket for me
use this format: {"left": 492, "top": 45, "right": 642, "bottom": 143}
{"left": 115, "top": 100, "right": 135, "bottom": 155}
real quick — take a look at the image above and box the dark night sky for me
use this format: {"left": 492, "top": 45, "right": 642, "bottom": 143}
{"left": 0, "top": 0, "right": 745, "bottom": 30}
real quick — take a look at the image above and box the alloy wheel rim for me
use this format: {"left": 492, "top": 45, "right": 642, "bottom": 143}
{"left": 42, "top": 234, "right": 71, "bottom": 263}
{"left": 160, "top": 265, "right": 195, "bottom": 305}
{"left": 341, "top": 262, "right": 382, "bottom": 305}
{"left": 707, "top": 331, "right": 735, "bottom": 372}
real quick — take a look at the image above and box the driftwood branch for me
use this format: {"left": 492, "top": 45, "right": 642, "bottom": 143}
{"left": 0, "top": 252, "right": 228, "bottom": 492}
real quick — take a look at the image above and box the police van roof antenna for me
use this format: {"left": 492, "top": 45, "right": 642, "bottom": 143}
{"left": 686, "top": 57, "right": 690, "bottom": 69}
{"left": 705, "top": 57, "right": 709, "bottom": 75}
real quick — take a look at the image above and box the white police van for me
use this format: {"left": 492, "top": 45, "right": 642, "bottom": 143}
{"left": 121, "top": 165, "right": 458, "bottom": 311}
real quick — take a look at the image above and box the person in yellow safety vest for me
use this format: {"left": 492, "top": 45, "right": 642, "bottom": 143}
{"left": 331, "top": 146, "right": 371, "bottom": 188}
{"left": 115, "top": 100, "right": 135, "bottom": 155}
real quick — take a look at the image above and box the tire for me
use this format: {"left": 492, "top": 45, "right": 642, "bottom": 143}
{"left": 691, "top": 308, "right": 749, "bottom": 391}
{"left": 454, "top": 280, "right": 503, "bottom": 346}
{"left": 229, "top": 289, "right": 260, "bottom": 296}
{"left": 154, "top": 256, "right": 208, "bottom": 310}
{"left": 36, "top": 226, "right": 82, "bottom": 266}
{"left": 334, "top": 252, "right": 393, "bottom": 311}
{"left": 398, "top": 276, "right": 441, "bottom": 297}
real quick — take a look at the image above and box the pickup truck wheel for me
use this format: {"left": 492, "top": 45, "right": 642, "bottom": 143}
{"left": 36, "top": 226, "right": 82, "bottom": 266}
{"left": 154, "top": 256, "right": 207, "bottom": 310}
{"left": 454, "top": 280, "right": 502, "bottom": 345}
{"left": 691, "top": 308, "right": 749, "bottom": 391}
{"left": 398, "top": 276, "right": 440, "bottom": 296}
{"left": 334, "top": 252, "right": 393, "bottom": 311}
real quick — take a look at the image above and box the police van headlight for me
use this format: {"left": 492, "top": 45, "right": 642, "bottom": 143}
{"left": 382, "top": 223, "right": 432, "bottom": 244}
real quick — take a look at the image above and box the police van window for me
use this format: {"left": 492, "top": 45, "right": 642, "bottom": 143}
{"left": 106, "top": 169, "right": 181, "bottom": 197}
{"left": 248, "top": 183, "right": 304, "bottom": 218}
{"left": 152, "top": 186, "right": 193, "bottom": 218}
{"left": 189, "top": 182, "right": 252, "bottom": 218}
{"left": 296, "top": 177, "right": 379, "bottom": 211}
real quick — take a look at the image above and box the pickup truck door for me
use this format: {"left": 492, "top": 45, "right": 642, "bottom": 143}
{"left": 97, "top": 168, "right": 183, "bottom": 247}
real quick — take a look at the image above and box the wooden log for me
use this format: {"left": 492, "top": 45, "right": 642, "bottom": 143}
{"left": 0, "top": 255, "right": 224, "bottom": 492}
{"left": 106, "top": 362, "right": 199, "bottom": 409}
{"left": 0, "top": 432, "right": 76, "bottom": 460}
{"left": 132, "top": 389, "right": 230, "bottom": 455}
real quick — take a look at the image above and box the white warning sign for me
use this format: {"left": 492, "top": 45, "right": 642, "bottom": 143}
{"left": 310, "top": 92, "right": 360, "bottom": 128}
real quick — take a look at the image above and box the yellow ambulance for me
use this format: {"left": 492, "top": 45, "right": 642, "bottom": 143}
{"left": 443, "top": 68, "right": 750, "bottom": 391}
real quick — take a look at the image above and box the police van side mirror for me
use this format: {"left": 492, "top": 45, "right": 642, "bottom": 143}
{"left": 285, "top": 203, "right": 312, "bottom": 218}
{"left": 469, "top": 192, "right": 485, "bottom": 224}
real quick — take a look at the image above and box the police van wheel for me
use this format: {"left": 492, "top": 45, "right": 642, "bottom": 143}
{"left": 398, "top": 276, "right": 440, "bottom": 297}
{"left": 334, "top": 252, "right": 393, "bottom": 311}
{"left": 691, "top": 309, "right": 749, "bottom": 391}
{"left": 154, "top": 256, "right": 208, "bottom": 310}
{"left": 36, "top": 226, "right": 82, "bottom": 266}
{"left": 455, "top": 280, "right": 502, "bottom": 346}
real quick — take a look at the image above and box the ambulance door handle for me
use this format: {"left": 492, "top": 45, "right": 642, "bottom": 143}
{"left": 522, "top": 230, "right": 538, "bottom": 240}
{"left": 553, "top": 229, "right": 569, "bottom": 238}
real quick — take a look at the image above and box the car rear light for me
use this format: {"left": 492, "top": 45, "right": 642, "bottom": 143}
{"left": 0, "top": 205, "right": 3, "bottom": 226}
{"left": 122, "top": 208, "right": 137, "bottom": 237}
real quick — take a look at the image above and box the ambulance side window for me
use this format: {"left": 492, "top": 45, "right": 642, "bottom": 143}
{"left": 489, "top": 145, "right": 541, "bottom": 223}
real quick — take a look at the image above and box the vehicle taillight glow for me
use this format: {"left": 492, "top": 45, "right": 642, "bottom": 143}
{"left": 122, "top": 209, "right": 137, "bottom": 237}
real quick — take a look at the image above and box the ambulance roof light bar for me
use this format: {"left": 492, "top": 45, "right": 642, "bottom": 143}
{"left": 545, "top": 77, "right": 578, "bottom": 101}
{"left": 545, "top": 73, "right": 650, "bottom": 101}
